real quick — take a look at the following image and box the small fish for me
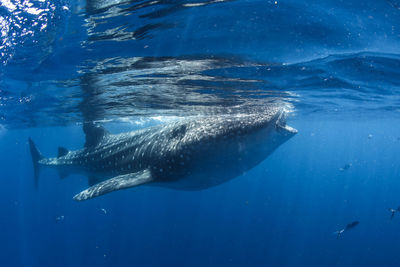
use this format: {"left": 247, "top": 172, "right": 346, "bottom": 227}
{"left": 55, "top": 215, "right": 65, "bottom": 222}
{"left": 339, "top": 163, "right": 352, "bottom": 171}
{"left": 388, "top": 207, "right": 400, "bottom": 220}
{"left": 335, "top": 229, "right": 345, "bottom": 239}
{"left": 335, "top": 221, "right": 359, "bottom": 239}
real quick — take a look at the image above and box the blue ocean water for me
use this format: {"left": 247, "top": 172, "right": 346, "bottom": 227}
{"left": 1, "top": 0, "right": 400, "bottom": 266}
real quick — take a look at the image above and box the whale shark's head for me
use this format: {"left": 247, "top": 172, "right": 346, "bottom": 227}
{"left": 273, "top": 109, "right": 298, "bottom": 136}
{"left": 182, "top": 107, "right": 297, "bottom": 158}
{"left": 215, "top": 108, "right": 297, "bottom": 163}
{"left": 253, "top": 108, "right": 297, "bottom": 152}
{"left": 189, "top": 107, "right": 297, "bottom": 144}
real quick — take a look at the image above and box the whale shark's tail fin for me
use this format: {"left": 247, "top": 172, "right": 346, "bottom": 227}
{"left": 28, "top": 138, "right": 44, "bottom": 188}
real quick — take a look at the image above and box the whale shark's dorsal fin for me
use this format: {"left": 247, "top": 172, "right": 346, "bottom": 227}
{"left": 58, "top": 147, "right": 69, "bottom": 157}
{"left": 83, "top": 123, "right": 109, "bottom": 148}
{"left": 73, "top": 170, "right": 153, "bottom": 201}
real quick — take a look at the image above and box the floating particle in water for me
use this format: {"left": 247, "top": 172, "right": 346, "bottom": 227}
{"left": 100, "top": 208, "right": 107, "bottom": 214}
{"left": 368, "top": 134, "right": 373, "bottom": 139}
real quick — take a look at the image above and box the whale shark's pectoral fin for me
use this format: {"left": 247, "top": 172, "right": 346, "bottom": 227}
{"left": 73, "top": 170, "right": 153, "bottom": 201}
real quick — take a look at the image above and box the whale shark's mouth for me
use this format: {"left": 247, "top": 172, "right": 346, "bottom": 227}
{"left": 275, "top": 110, "right": 298, "bottom": 134}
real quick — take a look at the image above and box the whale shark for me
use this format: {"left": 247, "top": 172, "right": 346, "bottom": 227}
{"left": 29, "top": 108, "right": 297, "bottom": 201}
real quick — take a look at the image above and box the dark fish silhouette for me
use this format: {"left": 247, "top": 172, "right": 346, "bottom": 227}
{"left": 389, "top": 208, "right": 397, "bottom": 220}
{"left": 339, "top": 163, "right": 352, "bottom": 171}
{"left": 388, "top": 207, "right": 400, "bottom": 220}
{"left": 345, "top": 221, "right": 359, "bottom": 230}
{"left": 335, "top": 221, "right": 359, "bottom": 239}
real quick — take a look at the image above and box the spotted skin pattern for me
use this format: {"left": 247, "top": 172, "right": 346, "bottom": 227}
{"left": 34, "top": 108, "right": 297, "bottom": 200}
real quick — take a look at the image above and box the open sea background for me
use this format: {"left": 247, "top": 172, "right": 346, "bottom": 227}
{"left": 1, "top": 0, "right": 400, "bottom": 266}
